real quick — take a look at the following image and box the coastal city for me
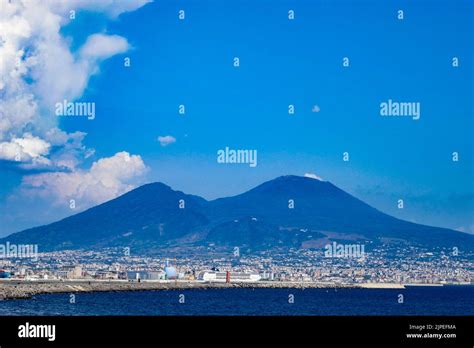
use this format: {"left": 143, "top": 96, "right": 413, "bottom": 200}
{"left": 1, "top": 244, "right": 472, "bottom": 286}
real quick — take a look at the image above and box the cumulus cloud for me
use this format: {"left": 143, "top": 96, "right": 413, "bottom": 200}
{"left": 157, "top": 135, "right": 176, "bottom": 147}
{"left": 304, "top": 172, "right": 324, "bottom": 181}
{"left": 0, "top": 0, "right": 149, "bottom": 170}
{"left": 22, "top": 151, "right": 147, "bottom": 207}
{"left": 0, "top": 1, "right": 152, "bottom": 233}
{"left": 0, "top": 133, "right": 50, "bottom": 163}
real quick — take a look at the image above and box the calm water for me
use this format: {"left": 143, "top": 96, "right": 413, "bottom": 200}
{"left": 0, "top": 286, "right": 473, "bottom": 316}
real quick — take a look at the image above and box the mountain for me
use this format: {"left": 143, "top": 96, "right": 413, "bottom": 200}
{"left": 3, "top": 183, "right": 209, "bottom": 250}
{"left": 208, "top": 176, "right": 472, "bottom": 248}
{"left": 2, "top": 175, "right": 473, "bottom": 252}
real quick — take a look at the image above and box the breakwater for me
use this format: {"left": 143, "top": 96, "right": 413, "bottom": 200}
{"left": 0, "top": 280, "right": 405, "bottom": 300}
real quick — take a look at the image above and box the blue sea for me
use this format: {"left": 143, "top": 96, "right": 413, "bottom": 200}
{"left": 0, "top": 286, "right": 473, "bottom": 316}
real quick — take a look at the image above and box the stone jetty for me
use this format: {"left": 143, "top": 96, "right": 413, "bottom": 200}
{"left": 0, "top": 280, "right": 401, "bottom": 300}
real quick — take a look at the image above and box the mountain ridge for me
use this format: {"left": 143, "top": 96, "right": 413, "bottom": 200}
{"left": 2, "top": 175, "right": 473, "bottom": 252}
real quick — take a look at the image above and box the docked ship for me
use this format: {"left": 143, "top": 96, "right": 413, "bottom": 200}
{"left": 198, "top": 271, "right": 261, "bottom": 283}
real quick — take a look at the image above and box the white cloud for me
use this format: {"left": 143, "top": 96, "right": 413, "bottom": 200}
{"left": 0, "top": 133, "right": 50, "bottom": 163}
{"left": 157, "top": 135, "right": 176, "bottom": 147}
{"left": 0, "top": 1, "right": 151, "bottom": 233}
{"left": 0, "top": 0, "right": 150, "bottom": 169}
{"left": 304, "top": 173, "right": 324, "bottom": 181}
{"left": 11, "top": 133, "right": 50, "bottom": 159}
{"left": 0, "top": 127, "right": 93, "bottom": 170}
{"left": 22, "top": 151, "right": 147, "bottom": 207}
{"left": 80, "top": 33, "right": 129, "bottom": 60}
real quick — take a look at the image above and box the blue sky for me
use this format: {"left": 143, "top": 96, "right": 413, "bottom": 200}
{"left": 0, "top": 0, "right": 473, "bottom": 236}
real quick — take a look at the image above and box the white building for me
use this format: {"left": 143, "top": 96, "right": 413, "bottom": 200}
{"left": 127, "top": 271, "right": 166, "bottom": 281}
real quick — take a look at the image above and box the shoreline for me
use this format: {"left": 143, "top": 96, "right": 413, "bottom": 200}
{"left": 0, "top": 280, "right": 409, "bottom": 300}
